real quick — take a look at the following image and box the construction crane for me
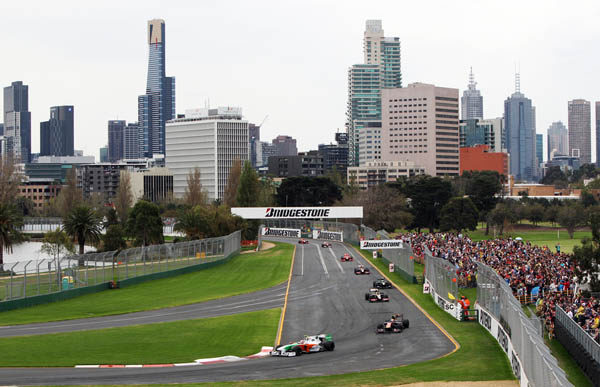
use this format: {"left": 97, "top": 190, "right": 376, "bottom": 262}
{"left": 259, "top": 115, "right": 269, "bottom": 128}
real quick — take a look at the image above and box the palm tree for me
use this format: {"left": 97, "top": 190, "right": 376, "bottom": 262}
{"left": 62, "top": 205, "right": 103, "bottom": 260}
{"left": 0, "top": 203, "right": 25, "bottom": 272}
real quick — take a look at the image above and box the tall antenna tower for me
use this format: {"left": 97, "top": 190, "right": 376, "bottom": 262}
{"left": 515, "top": 71, "right": 521, "bottom": 93}
{"left": 468, "top": 67, "right": 476, "bottom": 90}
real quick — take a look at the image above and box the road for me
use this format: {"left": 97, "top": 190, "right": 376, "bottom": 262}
{"left": 0, "top": 238, "right": 456, "bottom": 385}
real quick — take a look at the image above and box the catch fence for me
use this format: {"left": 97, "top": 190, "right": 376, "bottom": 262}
{"left": 374, "top": 229, "right": 415, "bottom": 283}
{"left": 477, "top": 262, "right": 572, "bottom": 387}
{"left": 0, "top": 231, "right": 241, "bottom": 304}
{"left": 424, "top": 250, "right": 459, "bottom": 309}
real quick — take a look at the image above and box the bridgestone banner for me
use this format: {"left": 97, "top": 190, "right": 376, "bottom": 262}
{"left": 261, "top": 227, "right": 301, "bottom": 238}
{"left": 231, "top": 207, "right": 363, "bottom": 219}
{"left": 312, "top": 230, "right": 343, "bottom": 242}
{"left": 360, "top": 240, "right": 404, "bottom": 249}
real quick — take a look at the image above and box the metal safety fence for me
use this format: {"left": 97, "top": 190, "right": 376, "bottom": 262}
{"left": 0, "top": 231, "right": 241, "bottom": 302}
{"left": 425, "top": 250, "right": 458, "bottom": 306}
{"left": 477, "top": 262, "right": 572, "bottom": 387}
{"left": 374, "top": 229, "right": 415, "bottom": 282}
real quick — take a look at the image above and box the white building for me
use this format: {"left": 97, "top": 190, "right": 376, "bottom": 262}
{"left": 127, "top": 167, "right": 173, "bottom": 203}
{"left": 165, "top": 107, "right": 249, "bottom": 201}
{"left": 347, "top": 160, "right": 425, "bottom": 190}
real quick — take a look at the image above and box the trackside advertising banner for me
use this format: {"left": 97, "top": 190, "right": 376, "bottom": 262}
{"left": 360, "top": 240, "right": 403, "bottom": 249}
{"left": 312, "top": 230, "right": 343, "bottom": 242}
{"left": 231, "top": 207, "right": 363, "bottom": 219}
{"left": 424, "top": 279, "right": 461, "bottom": 320}
{"left": 475, "top": 304, "right": 529, "bottom": 386}
{"left": 261, "top": 227, "right": 301, "bottom": 238}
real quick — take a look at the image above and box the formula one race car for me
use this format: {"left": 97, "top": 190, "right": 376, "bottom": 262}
{"left": 373, "top": 278, "right": 393, "bottom": 289}
{"left": 298, "top": 238, "right": 309, "bottom": 244}
{"left": 354, "top": 264, "right": 370, "bottom": 275}
{"left": 321, "top": 241, "right": 332, "bottom": 248}
{"left": 365, "top": 288, "right": 389, "bottom": 302}
{"left": 376, "top": 314, "right": 410, "bottom": 334}
{"left": 340, "top": 253, "right": 353, "bottom": 262}
{"left": 270, "top": 334, "right": 335, "bottom": 357}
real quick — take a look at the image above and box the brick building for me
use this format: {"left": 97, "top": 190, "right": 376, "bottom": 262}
{"left": 460, "top": 144, "right": 509, "bottom": 176}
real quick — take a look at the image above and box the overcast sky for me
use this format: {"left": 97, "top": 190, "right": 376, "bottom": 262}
{"left": 2, "top": 0, "right": 599, "bottom": 162}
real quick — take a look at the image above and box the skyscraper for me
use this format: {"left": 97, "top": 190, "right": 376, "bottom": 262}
{"left": 347, "top": 20, "right": 401, "bottom": 167}
{"left": 123, "top": 123, "right": 141, "bottom": 160}
{"left": 249, "top": 123, "right": 261, "bottom": 167}
{"left": 596, "top": 102, "right": 600, "bottom": 166}
{"left": 138, "top": 19, "right": 175, "bottom": 158}
{"left": 272, "top": 135, "right": 297, "bottom": 156}
{"left": 40, "top": 106, "right": 74, "bottom": 157}
{"left": 108, "top": 120, "right": 126, "bottom": 162}
{"left": 504, "top": 74, "right": 536, "bottom": 182}
{"left": 461, "top": 68, "right": 483, "bottom": 120}
{"left": 536, "top": 134, "right": 543, "bottom": 165}
{"left": 568, "top": 99, "right": 591, "bottom": 164}
{"left": 3, "top": 81, "right": 31, "bottom": 162}
{"left": 547, "top": 121, "right": 568, "bottom": 159}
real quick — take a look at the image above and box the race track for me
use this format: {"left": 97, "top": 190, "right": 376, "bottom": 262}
{"left": 0, "top": 239, "right": 456, "bottom": 385}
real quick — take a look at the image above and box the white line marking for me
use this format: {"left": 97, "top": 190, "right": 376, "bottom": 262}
{"left": 314, "top": 244, "right": 329, "bottom": 277}
{"left": 301, "top": 245, "right": 304, "bottom": 276}
{"left": 125, "top": 365, "right": 143, "bottom": 368}
{"left": 328, "top": 247, "right": 344, "bottom": 272}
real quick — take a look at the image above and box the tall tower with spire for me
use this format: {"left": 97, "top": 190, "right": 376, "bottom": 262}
{"left": 460, "top": 67, "right": 483, "bottom": 120}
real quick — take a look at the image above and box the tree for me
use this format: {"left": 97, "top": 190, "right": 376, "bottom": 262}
{"left": 174, "top": 205, "right": 212, "bottom": 240}
{"left": 223, "top": 159, "right": 242, "bottom": 207}
{"left": 115, "top": 171, "right": 133, "bottom": 224}
{"left": 127, "top": 200, "right": 164, "bottom": 246}
{"left": 184, "top": 167, "right": 208, "bottom": 207}
{"left": 439, "top": 197, "right": 479, "bottom": 233}
{"left": 570, "top": 163, "right": 599, "bottom": 183}
{"left": 0, "top": 153, "right": 23, "bottom": 205}
{"left": 488, "top": 203, "right": 515, "bottom": 235}
{"left": 41, "top": 228, "right": 75, "bottom": 264}
{"left": 276, "top": 176, "right": 342, "bottom": 207}
{"left": 55, "top": 168, "right": 83, "bottom": 217}
{"left": 544, "top": 205, "right": 560, "bottom": 226}
{"left": 62, "top": 205, "right": 103, "bottom": 257}
{"left": 15, "top": 196, "right": 36, "bottom": 217}
{"left": 581, "top": 190, "right": 597, "bottom": 207}
{"left": 527, "top": 203, "right": 545, "bottom": 226}
{"left": 102, "top": 224, "right": 127, "bottom": 252}
{"left": 557, "top": 204, "right": 586, "bottom": 239}
{"left": 403, "top": 175, "right": 453, "bottom": 232}
{"left": 237, "top": 161, "right": 261, "bottom": 207}
{"left": 465, "top": 171, "right": 502, "bottom": 234}
{"left": 572, "top": 211, "right": 600, "bottom": 291}
{"left": 0, "top": 203, "right": 25, "bottom": 272}
{"left": 105, "top": 208, "right": 119, "bottom": 227}
{"left": 586, "top": 178, "right": 600, "bottom": 189}
{"left": 256, "top": 177, "right": 277, "bottom": 207}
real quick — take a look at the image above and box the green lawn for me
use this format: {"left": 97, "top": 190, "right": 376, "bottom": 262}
{"left": 0, "top": 309, "right": 280, "bottom": 366}
{"left": 466, "top": 228, "right": 591, "bottom": 254}
{"left": 545, "top": 338, "right": 593, "bottom": 387}
{"left": 0, "top": 242, "right": 294, "bottom": 326}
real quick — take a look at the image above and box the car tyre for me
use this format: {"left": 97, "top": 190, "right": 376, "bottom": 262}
{"left": 293, "top": 346, "right": 302, "bottom": 356}
{"left": 403, "top": 319, "right": 410, "bottom": 329}
{"left": 324, "top": 341, "right": 335, "bottom": 351}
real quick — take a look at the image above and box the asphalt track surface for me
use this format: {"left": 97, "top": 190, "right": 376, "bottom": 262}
{"left": 0, "top": 238, "right": 455, "bottom": 385}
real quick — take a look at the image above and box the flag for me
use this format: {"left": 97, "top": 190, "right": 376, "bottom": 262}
{"left": 448, "top": 292, "right": 456, "bottom": 300}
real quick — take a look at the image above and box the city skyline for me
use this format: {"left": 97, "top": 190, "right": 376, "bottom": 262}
{"left": 1, "top": 0, "right": 599, "bottom": 161}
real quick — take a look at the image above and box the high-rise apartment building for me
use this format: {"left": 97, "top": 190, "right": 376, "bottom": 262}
{"left": 3, "top": 81, "right": 31, "bottom": 162}
{"left": 249, "top": 123, "right": 261, "bottom": 167}
{"left": 459, "top": 117, "right": 503, "bottom": 152}
{"left": 461, "top": 68, "right": 483, "bottom": 120}
{"left": 536, "top": 133, "right": 543, "bottom": 165}
{"left": 318, "top": 132, "right": 349, "bottom": 175}
{"left": 99, "top": 146, "right": 108, "bottom": 163}
{"left": 123, "top": 123, "right": 141, "bottom": 159}
{"left": 347, "top": 20, "right": 401, "bottom": 167}
{"left": 108, "top": 120, "right": 126, "bottom": 162}
{"left": 547, "top": 121, "right": 568, "bottom": 159}
{"left": 260, "top": 141, "right": 277, "bottom": 167}
{"left": 504, "top": 74, "right": 536, "bottom": 181}
{"left": 138, "top": 19, "right": 175, "bottom": 158}
{"left": 40, "top": 106, "right": 74, "bottom": 157}
{"left": 381, "top": 83, "right": 460, "bottom": 176}
{"left": 272, "top": 135, "right": 297, "bottom": 156}
{"left": 165, "top": 107, "right": 248, "bottom": 201}
{"left": 596, "top": 102, "right": 600, "bottom": 166}
{"left": 568, "top": 99, "right": 591, "bottom": 164}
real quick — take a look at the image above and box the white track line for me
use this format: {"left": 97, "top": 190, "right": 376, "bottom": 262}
{"left": 327, "top": 247, "right": 344, "bottom": 272}
{"left": 301, "top": 245, "right": 304, "bottom": 276}
{"left": 314, "top": 243, "right": 329, "bottom": 277}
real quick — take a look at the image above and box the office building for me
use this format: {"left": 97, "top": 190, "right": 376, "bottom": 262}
{"left": 546, "top": 155, "right": 581, "bottom": 173}
{"left": 596, "top": 102, "right": 600, "bottom": 166}
{"left": 108, "top": 120, "right": 126, "bottom": 162}
{"left": 99, "top": 146, "right": 108, "bottom": 163}
{"left": 547, "top": 121, "right": 568, "bottom": 159}
{"left": 381, "top": 82, "right": 460, "bottom": 176}
{"left": 536, "top": 134, "right": 543, "bottom": 165}
{"left": 347, "top": 160, "right": 424, "bottom": 190}
{"left": 77, "top": 164, "right": 121, "bottom": 200}
{"left": 272, "top": 135, "right": 297, "bottom": 156}
{"left": 249, "top": 123, "right": 261, "bottom": 167}
{"left": 363, "top": 20, "right": 401, "bottom": 89}
{"left": 260, "top": 141, "right": 277, "bottom": 167}
{"left": 0, "top": 123, "right": 4, "bottom": 136}
{"left": 40, "top": 106, "right": 74, "bottom": 157}
{"left": 459, "top": 118, "right": 503, "bottom": 152}
{"left": 165, "top": 107, "right": 248, "bottom": 201}
{"left": 138, "top": 19, "right": 175, "bottom": 158}
{"left": 318, "top": 132, "right": 349, "bottom": 175}
{"left": 268, "top": 150, "right": 324, "bottom": 178}
{"left": 128, "top": 168, "right": 173, "bottom": 203}
{"left": 461, "top": 68, "right": 483, "bottom": 120}
{"left": 568, "top": 99, "right": 591, "bottom": 164}
{"left": 19, "top": 179, "right": 62, "bottom": 209}
{"left": 3, "top": 81, "right": 31, "bottom": 162}
{"left": 123, "top": 123, "right": 141, "bottom": 159}
{"left": 504, "top": 74, "right": 536, "bottom": 181}
{"left": 460, "top": 145, "right": 509, "bottom": 176}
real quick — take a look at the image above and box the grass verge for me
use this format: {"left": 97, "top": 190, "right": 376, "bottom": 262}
{"left": 466, "top": 229, "right": 590, "bottom": 254}
{"left": 545, "top": 338, "right": 593, "bottom": 386}
{"left": 0, "top": 242, "right": 293, "bottom": 326}
{"left": 0, "top": 309, "right": 280, "bottom": 366}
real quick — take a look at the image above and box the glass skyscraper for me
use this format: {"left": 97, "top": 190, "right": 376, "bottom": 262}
{"left": 3, "top": 81, "right": 31, "bottom": 163}
{"left": 536, "top": 133, "right": 543, "bottom": 165}
{"left": 108, "top": 120, "right": 126, "bottom": 162}
{"left": 504, "top": 75, "right": 536, "bottom": 181}
{"left": 138, "top": 19, "right": 175, "bottom": 158}
{"left": 568, "top": 99, "right": 591, "bottom": 164}
{"left": 40, "top": 106, "right": 74, "bottom": 157}
{"left": 461, "top": 68, "right": 483, "bottom": 120}
{"left": 547, "top": 121, "right": 568, "bottom": 159}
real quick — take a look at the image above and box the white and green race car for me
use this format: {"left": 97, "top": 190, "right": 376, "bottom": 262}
{"left": 270, "top": 334, "right": 335, "bottom": 356}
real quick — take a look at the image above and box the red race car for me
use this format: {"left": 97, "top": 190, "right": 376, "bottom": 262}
{"left": 354, "top": 265, "right": 370, "bottom": 275}
{"left": 298, "top": 238, "right": 309, "bottom": 244}
{"left": 321, "top": 241, "right": 332, "bottom": 248}
{"left": 340, "top": 253, "right": 353, "bottom": 262}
